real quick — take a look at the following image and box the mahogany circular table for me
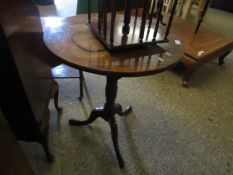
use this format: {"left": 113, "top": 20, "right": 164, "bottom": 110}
{"left": 43, "top": 15, "right": 184, "bottom": 168}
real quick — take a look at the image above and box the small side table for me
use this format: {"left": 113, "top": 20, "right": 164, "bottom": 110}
{"left": 43, "top": 15, "right": 184, "bottom": 168}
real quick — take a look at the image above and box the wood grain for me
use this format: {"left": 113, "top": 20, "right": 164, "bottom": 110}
{"left": 43, "top": 15, "right": 184, "bottom": 77}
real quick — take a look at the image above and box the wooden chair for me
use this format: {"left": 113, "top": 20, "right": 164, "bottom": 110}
{"left": 0, "top": 0, "right": 84, "bottom": 100}
{"left": 0, "top": 20, "right": 55, "bottom": 161}
{"left": 0, "top": 0, "right": 84, "bottom": 161}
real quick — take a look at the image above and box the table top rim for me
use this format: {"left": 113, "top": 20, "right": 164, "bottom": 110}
{"left": 43, "top": 15, "right": 184, "bottom": 77}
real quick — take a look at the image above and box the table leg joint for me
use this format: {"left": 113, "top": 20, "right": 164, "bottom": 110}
{"left": 69, "top": 76, "right": 132, "bottom": 168}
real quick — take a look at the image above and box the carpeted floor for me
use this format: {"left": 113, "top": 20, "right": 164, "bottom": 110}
{"left": 20, "top": 1, "right": 233, "bottom": 174}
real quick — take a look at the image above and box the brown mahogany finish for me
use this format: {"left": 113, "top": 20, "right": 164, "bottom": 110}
{"left": 69, "top": 76, "right": 132, "bottom": 168}
{"left": 170, "top": 17, "right": 233, "bottom": 87}
{"left": 88, "top": 0, "right": 178, "bottom": 50}
{"left": 43, "top": 16, "right": 184, "bottom": 77}
{"left": 44, "top": 15, "right": 184, "bottom": 168}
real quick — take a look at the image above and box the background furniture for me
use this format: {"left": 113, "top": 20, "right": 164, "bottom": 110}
{"left": 0, "top": 110, "right": 35, "bottom": 175}
{"left": 170, "top": 16, "right": 233, "bottom": 86}
{"left": 0, "top": 0, "right": 84, "bottom": 100}
{"left": 0, "top": 0, "right": 64, "bottom": 161}
{"left": 43, "top": 15, "right": 184, "bottom": 168}
{"left": 0, "top": 19, "right": 54, "bottom": 161}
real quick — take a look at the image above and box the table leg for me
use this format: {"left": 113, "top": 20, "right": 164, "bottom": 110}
{"left": 219, "top": 51, "right": 231, "bottom": 65}
{"left": 69, "top": 76, "right": 132, "bottom": 168}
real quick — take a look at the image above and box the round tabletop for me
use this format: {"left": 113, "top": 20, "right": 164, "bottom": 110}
{"left": 43, "top": 16, "right": 184, "bottom": 77}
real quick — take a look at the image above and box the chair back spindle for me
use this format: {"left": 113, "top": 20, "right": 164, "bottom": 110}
{"left": 148, "top": 0, "right": 156, "bottom": 29}
{"left": 164, "top": 0, "right": 179, "bottom": 39}
{"left": 139, "top": 0, "right": 151, "bottom": 41}
{"left": 122, "top": 0, "right": 133, "bottom": 35}
{"left": 134, "top": 0, "right": 140, "bottom": 20}
{"left": 88, "top": 0, "right": 178, "bottom": 50}
{"left": 110, "top": 0, "right": 116, "bottom": 44}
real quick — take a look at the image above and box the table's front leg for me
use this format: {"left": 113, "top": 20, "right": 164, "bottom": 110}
{"left": 109, "top": 116, "right": 124, "bottom": 168}
{"left": 104, "top": 76, "right": 125, "bottom": 168}
{"left": 69, "top": 75, "right": 132, "bottom": 168}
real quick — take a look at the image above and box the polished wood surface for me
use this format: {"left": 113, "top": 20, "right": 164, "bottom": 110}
{"left": 171, "top": 17, "right": 233, "bottom": 60}
{"left": 0, "top": 110, "right": 35, "bottom": 175}
{"left": 43, "top": 15, "right": 184, "bottom": 168}
{"left": 43, "top": 15, "right": 184, "bottom": 77}
{"left": 170, "top": 16, "right": 233, "bottom": 86}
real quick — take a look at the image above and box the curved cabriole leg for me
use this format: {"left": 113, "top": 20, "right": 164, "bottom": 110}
{"left": 109, "top": 116, "right": 125, "bottom": 168}
{"left": 54, "top": 88, "right": 63, "bottom": 112}
{"left": 38, "top": 134, "right": 54, "bottom": 162}
{"left": 69, "top": 108, "right": 103, "bottom": 126}
{"left": 183, "top": 66, "right": 198, "bottom": 87}
{"left": 219, "top": 51, "right": 231, "bottom": 65}
{"left": 116, "top": 103, "right": 132, "bottom": 116}
{"left": 39, "top": 108, "right": 54, "bottom": 162}
{"left": 42, "top": 139, "right": 54, "bottom": 162}
{"left": 69, "top": 76, "right": 131, "bottom": 168}
{"left": 53, "top": 80, "right": 63, "bottom": 112}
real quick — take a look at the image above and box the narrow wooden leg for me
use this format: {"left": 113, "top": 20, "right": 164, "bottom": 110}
{"left": 54, "top": 88, "right": 63, "bottom": 112}
{"left": 41, "top": 137, "right": 54, "bottom": 162}
{"left": 219, "top": 51, "right": 231, "bottom": 65}
{"left": 183, "top": 68, "right": 196, "bottom": 87}
{"left": 116, "top": 103, "right": 132, "bottom": 116}
{"left": 79, "top": 70, "right": 84, "bottom": 100}
{"left": 109, "top": 116, "right": 125, "bottom": 168}
{"left": 39, "top": 108, "right": 54, "bottom": 162}
{"left": 69, "top": 108, "right": 103, "bottom": 126}
{"left": 52, "top": 80, "right": 63, "bottom": 112}
{"left": 69, "top": 76, "right": 129, "bottom": 168}
{"left": 104, "top": 76, "right": 125, "bottom": 168}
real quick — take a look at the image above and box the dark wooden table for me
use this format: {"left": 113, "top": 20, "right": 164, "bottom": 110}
{"left": 43, "top": 15, "right": 184, "bottom": 168}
